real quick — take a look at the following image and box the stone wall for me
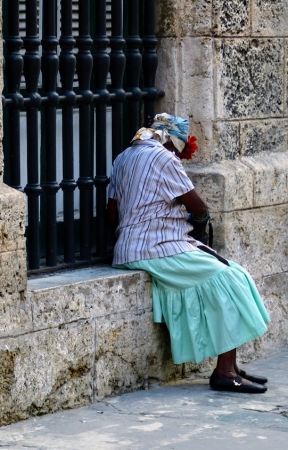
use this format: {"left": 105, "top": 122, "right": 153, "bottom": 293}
{"left": 155, "top": 0, "right": 288, "bottom": 356}
{"left": 0, "top": 267, "right": 213, "bottom": 425}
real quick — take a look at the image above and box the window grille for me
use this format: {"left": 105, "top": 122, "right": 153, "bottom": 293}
{"left": 2, "top": 0, "right": 163, "bottom": 273}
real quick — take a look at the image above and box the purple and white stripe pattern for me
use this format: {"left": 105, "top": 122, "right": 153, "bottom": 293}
{"left": 108, "top": 139, "right": 198, "bottom": 264}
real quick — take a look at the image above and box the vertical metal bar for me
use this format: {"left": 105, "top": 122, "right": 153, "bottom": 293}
{"left": 142, "top": 0, "right": 158, "bottom": 127}
{"left": 110, "top": 0, "right": 126, "bottom": 159}
{"left": 4, "top": 0, "right": 24, "bottom": 191}
{"left": 59, "top": 0, "right": 77, "bottom": 263}
{"left": 23, "top": 0, "right": 42, "bottom": 269}
{"left": 125, "top": 0, "right": 142, "bottom": 139}
{"left": 76, "top": 0, "right": 94, "bottom": 260}
{"left": 93, "top": 0, "right": 110, "bottom": 257}
{"left": 41, "top": 0, "right": 60, "bottom": 267}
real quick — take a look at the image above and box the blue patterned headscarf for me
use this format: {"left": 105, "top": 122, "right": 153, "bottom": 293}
{"left": 131, "top": 112, "right": 190, "bottom": 153}
{"left": 151, "top": 113, "right": 189, "bottom": 144}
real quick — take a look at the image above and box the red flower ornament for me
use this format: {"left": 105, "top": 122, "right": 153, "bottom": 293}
{"left": 180, "top": 135, "right": 198, "bottom": 160}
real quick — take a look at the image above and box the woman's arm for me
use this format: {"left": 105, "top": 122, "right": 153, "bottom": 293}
{"left": 107, "top": 197, "right": 119, "bottom": 226}
{"left": 177, "top": 189, "right": 208, "bottom": 219}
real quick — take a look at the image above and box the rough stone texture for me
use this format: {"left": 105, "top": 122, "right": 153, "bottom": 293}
{"left": 155, "top": 0, "right": 212, "bottom": 37}
{"left": 0, "top": 185, "right": 26, "bottom": 252}
{"left": 215, "top": 38, "right": 284, "bottom": 120}
{"left": 186, "top": 152, "right": 288, "bottom": 212}
{"left": 209, "top": 204, "right": 288, "bottom": 280}
{"left": 240, "top": 119, "right": 288, "bottom": 155}
{"left": 0, "top": 321, "right": 94, "bottom": 426}
{"left": 212, "top": 119, "right": 288, "bottom": 161}
{"left": 212, "top": 0, "right": 250, "bottom": 36}
{"left": 186, "top": 160, "right": 254, "bottom": 212}
{"left": 30, "top": 271, "right": 151, "bottom": 331}
{"left": 0, "top": 5, "right": 3, "bottom": 181}
{"left": 213, "top": 121, "right": 241, "bottom": 161}
{"left": 241, "top": 152, "right": 288, "bottom": 207}
{"left": 156, "top": 37, "right": 214, "bottom": 163}
{"left": 253, "top": 0, "right": 288, "bottom": 36}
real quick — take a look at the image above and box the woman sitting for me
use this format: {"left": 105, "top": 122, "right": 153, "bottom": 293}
{"left": 107, "top": 113, "right": 270, "bottom": 394}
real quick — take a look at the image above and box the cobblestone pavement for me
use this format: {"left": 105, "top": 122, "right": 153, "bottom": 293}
{"left": 0, "top": 349, "right": 288, "bottom": 449}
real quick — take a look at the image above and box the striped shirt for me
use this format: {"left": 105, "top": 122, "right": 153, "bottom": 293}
{"left": 108, "top": 139, "right": 199, "bottom": 264}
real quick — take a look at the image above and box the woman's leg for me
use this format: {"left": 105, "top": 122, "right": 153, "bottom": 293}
{"left": 212, "top": 348, "right": 267, "bottom": 391}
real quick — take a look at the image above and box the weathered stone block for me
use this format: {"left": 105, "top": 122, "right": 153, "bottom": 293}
{"left": 29, "top": 269, "right": 152, "bottom": 330}
{"left": 241, "top": 152, "right": 288, "bottom": 207}
{"left": 94, "top": 311, "right": 181, "bottom": 400}
{"left": 0, "top": 321, "right": 94, "bottom": 425}
{"left": 236, "top": 272, "right": 288, "bottom": 362}
{"left": 156, "top": 37, "right": 214, "bottom": 162}
{"left": 253, "top": 0, "right": 288, "bottom": 36}
{"left": 155, "top": 0, "right": 212, "bottom": 37}
{"left": 0, "top": 290, "right": 32, "bottom": 339}
{"left": 94, "top": 312, "right": 152, "bottom": 400}
{"left": 215, "top": 38, "right": 284, "bottom": 119}
{"left": 213, "top": 120, "right": 240, "bottom": 161}
{"left": 186, "top": 160, "right": 254, "bottom": 212}
{"left": 0, "top": 184, "right": 26, "bottom": 252}
{"left": 211, "top": 205, "right": 288, "bottom": 279}
{"left": 212, "top": 0, "right": 250, "bottom": 36}
{"left": 260, "top": 272, "right": 288, "bottom": 343}
{"left": 240, "top": 119, "right": 288, "bottom": 156}
{"left": 0, "top": 250, "right": 29, "bottom": 337}
{"left": 0, "top": 149, "right": 3, "bottom": 181}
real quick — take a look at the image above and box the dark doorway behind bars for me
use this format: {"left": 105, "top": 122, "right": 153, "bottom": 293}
{"left": 2, "top": 0, "right": 164, "bottom": 273}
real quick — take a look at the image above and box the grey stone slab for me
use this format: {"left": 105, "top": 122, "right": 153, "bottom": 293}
{"left": 240, "top": 119, "right": 288, "bottom": 156}
{"left": 155, "top": 0, "right": 212, "bottom": 37}
{"left": 241, "top": 152, "right": 288, "bottom": 207}
{"left": 28, "top": 266, "right": 134, "bottom": 290}
{"left": 253, "top": 0, "right": 288, "bottom": 36}
{"left": 215, "top": 38, "right": 284, "bottom": 119}
{"left": 0, "top": 321, "right": 94, "bottom": 426}
{"left": 212, "top": 204, "right": 288, "bottom": 279}
{"left": 186, "top": 159, "right": 254, "bottom": 212}
{"left": 213, "top": 120, "right": 240, "bottom": 161}
{"left": 29, "top": 269, "right": 152, "bottom": 330}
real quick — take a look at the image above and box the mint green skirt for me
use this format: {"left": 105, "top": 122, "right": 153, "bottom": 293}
{"left": 114, "top": 251, "right": 270, "bottom": 364}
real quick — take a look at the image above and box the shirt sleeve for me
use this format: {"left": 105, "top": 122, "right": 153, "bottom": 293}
{"left": 160, "top": 154, "right": 194, "bottom": 203}
{"left": 107, "top": 165, "right": 116, "bottom": 199}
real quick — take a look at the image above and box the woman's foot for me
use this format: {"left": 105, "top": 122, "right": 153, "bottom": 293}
{"left": 210, "top": 370, "right": 267, "bottom": 393}
{"left": 234, "top": 363, "right": 268, "bottom": 384}
{"left": 237, "top": 368, "right": 268, "bottom": 385}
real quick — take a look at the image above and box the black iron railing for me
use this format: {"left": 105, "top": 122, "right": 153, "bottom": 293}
{"left": 2, "top": 0, "right": 164, "bottom": 272}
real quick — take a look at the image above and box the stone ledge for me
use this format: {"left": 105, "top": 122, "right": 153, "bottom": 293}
{"left": 186, "top": 151, "right": 288, "bottom": 212}
{"left": 1, "top": 266, "right": 214, "bottom": 426}
{"left": 0, "top": 264, "right": 285, "bottom": 425}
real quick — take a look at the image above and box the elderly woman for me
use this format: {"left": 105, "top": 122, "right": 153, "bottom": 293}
{"left": 107, "top": 113, "right": 270, "bottom": 394}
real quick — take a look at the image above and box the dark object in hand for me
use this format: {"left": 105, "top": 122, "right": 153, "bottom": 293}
{"left": 187, "top": 212, "right": 210, "bottom": 245}
{"left": 187, "top": 213, "right": 229, "bottom": 266}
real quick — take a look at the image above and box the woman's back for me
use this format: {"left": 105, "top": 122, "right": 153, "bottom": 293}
{"left": 108, "top": 139, "right": 197, "bottom": 264}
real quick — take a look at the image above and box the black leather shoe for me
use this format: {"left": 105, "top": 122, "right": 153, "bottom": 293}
{"left": 209, "top": 370, "right": 267, "bottom": 394}
{"left": 239, "top": 369, "right": 268, "bottom": 385}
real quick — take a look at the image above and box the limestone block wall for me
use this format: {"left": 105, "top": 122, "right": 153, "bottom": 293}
{"left": 0, "top": 267, "right": 213, "bottom": 425}
{"left": 155, "top": 0, "right": 288, "bottom": 353}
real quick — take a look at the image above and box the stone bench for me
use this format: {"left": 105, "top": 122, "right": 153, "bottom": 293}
{"left": 0, "top": 266, "right": 214, "bottom": 425}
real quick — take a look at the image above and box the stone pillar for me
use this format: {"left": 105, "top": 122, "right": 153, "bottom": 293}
{"left": 0, "top": 1, "right": 28, "bottom": 339}
{"left": 155, "top": 0, "right": 288, "bottom": 356}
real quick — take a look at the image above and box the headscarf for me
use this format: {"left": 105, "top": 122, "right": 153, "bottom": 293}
{"left": 131, "top": 113, "right": 189, "bottom": 152}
